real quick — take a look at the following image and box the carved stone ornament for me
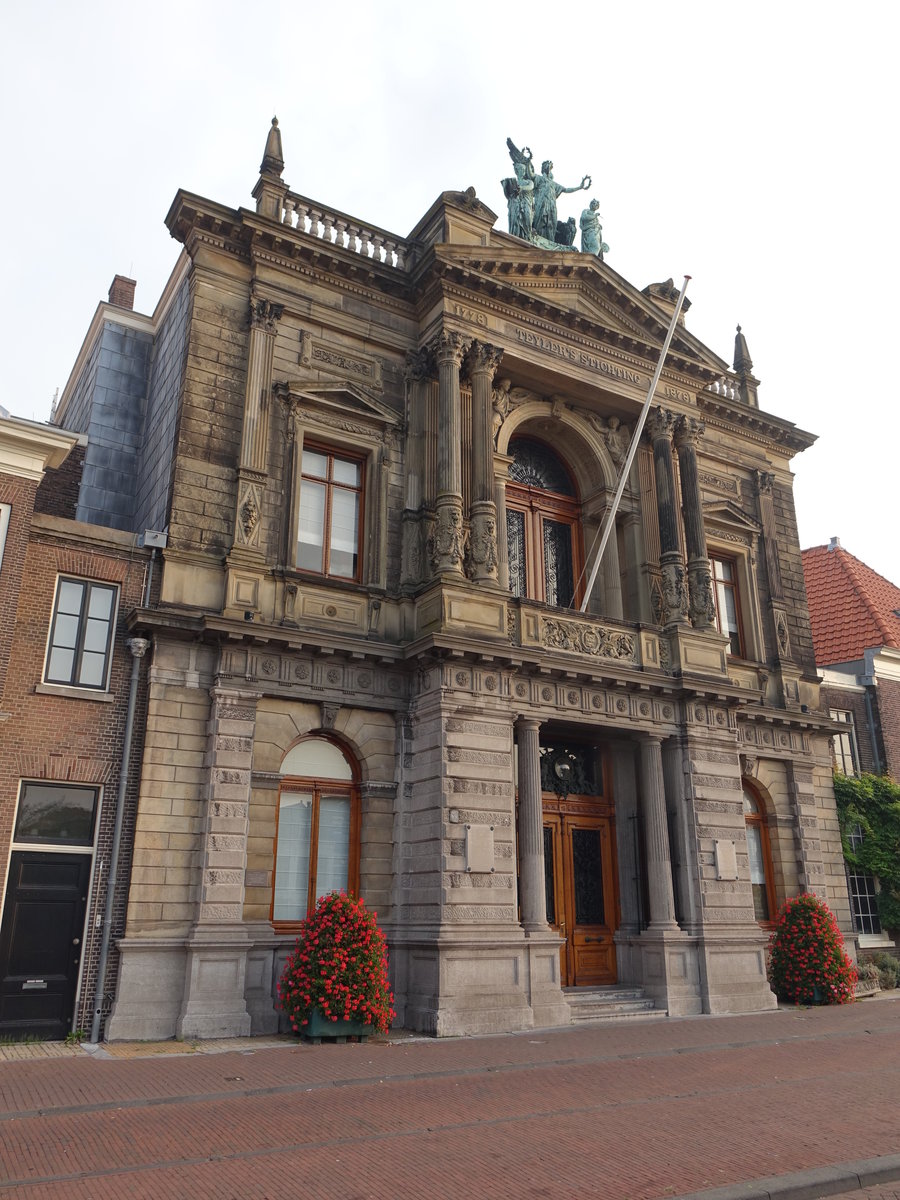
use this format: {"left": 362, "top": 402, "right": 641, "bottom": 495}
{"left": 660, "top": 559, "right": 689, "bottom": 624}
{"left": 650, "top": 574, "right": 666, "bottom": 626}
{"left": 433, "top": 330, "right": 470, "bottom": 367}
{"left": 774, "top": 609, "right": 792, "bottom": 658}
{"left": 320, "top": 702, "right": 341, "bottom": 730}
{"left": 283, "top": 582, "right": 298, "bottom": 623}
{"left": 427, "top": 504, "right": 466, "bottom": 573}
{"left": 688, "top": 563, "right": 716, "bottom": 628}
{"left": 740, "top": 753, "right": 759, "bottom": 779}
{"left": 466, "top": 512, "right": 498, "bottom": 580}
{"left": 250, "top": 298, "right": 284, "bottom": 334}
{"left": 754, "top": 469, "right": 775, "bottom": 495}
{"left": 465, "top": 341, "right": 504, "bottom": 380}
{"left": 237, "top": 484, "right": 262, "bottom": 547}
{"left": 404, "top": 346, "right": 436, "bottom": 384}
{"left": 540, "top": 616, "right": 637, "bottom": 663}
{"left": 674, "top": 415, "right": 705, "bottom": 449}
{"left": 648, "top": 407, "right": 676, "bottom": 442}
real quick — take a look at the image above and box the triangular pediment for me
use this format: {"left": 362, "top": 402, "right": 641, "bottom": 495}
{"left": 703, "top": 499, "right": 761, "bottom": 534}
{"left": 433, "top": 243, "right": 729, "bottom": 378}
{"left": 277, "top": 381, "right": 401, "bottom": 426}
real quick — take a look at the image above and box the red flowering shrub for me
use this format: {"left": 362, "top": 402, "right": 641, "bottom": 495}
{"left": 768, "top": 893, "right": 857, "bottom": 1005}
{"left": 277, "top": 891, "right": 395, "bottom": 1034}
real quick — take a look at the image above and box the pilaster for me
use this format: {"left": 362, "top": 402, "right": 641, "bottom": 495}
{"left": 430, "top": 331, "right": 469, "bottom": 576}
{"left": 465, "top": 341, "right": 503, "bottom": 583}
{"left": 674, "top": 415, "right": 714, "bottom": 629}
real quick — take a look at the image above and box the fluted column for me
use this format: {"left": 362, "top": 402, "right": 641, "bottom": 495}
{"left": 638, "top": 733, "right": 678, "bottom": 930}
{"left": 430, "top": 331, "right": 468, "bottom": 575}
{"left": 466, "top": 341, "right": 503, "bottom": 582}
{"left": 674, "top": 416, "right": 714, "bottom": 629}
{"left": 516, "top": 718, "right": 547, "bottom": 931}
{"left": 649, "top": 408, "right": 688, "bottom": 625}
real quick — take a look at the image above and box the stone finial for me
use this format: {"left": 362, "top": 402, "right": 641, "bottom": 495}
{"left": 733, "top": 323, "right": 753, "bottom": 374}
{"left": 260, "top": 116, "right": 284, "bottom": 177}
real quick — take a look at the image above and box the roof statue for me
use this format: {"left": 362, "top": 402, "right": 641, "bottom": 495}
{"left": 503, "top": 138, "right": 602, "bottom": 255}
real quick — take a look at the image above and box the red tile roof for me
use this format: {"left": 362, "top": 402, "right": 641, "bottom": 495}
{"left": 802, "top": 544, "right": 900, "bottom": 665}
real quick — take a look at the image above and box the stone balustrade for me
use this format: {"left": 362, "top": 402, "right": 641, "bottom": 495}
{"left": 511, "top": 599, "right": 642, "bottom": 668}
{"left": 280, "top": 190, "right": 411, "bottom": 269}
{"left": 704, "top": 376, "right": 740, "bottom": 401}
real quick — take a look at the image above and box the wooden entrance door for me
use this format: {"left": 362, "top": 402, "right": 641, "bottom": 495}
{"left": 543, "top": 807, "right": 619, "bottom": 986}
{"left": 0, "top": 851, "right": 91, "bottom": 1039}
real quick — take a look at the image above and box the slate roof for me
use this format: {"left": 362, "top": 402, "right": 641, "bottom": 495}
{"left": 802, "top": 544, "right": 900, "bottom": 666}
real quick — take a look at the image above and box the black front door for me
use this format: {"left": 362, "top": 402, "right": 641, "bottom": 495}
{"left": 0, "top": 851, "right": 91, "bottom": 1039}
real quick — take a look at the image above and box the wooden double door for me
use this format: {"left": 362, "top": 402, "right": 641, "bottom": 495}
{"left": 543, "top": 799, "right": 619, "bottom": 987}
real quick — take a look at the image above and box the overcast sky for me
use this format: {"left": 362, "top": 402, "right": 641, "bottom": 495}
{"left": 2, "top": 0, "right": 897, "bottom": 583}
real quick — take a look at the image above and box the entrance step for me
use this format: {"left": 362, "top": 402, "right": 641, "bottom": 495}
{"left": 563, "top": 985, "right": 667, "bottom": 1023}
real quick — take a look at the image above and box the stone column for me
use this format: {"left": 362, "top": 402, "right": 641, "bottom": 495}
{"left": 430, "top": 331, "right": 468, "bottom": 576}
{"left": 638, "top": 733, "right": 678, "bottom": 930}
{"left": 601, "top": 517, "right": 624, "bottom": 620}
{"left": 622, "top": 511, "right": 652, "bottom": 623}
{"left": 177, "top": 686, "right": 258, "bottom": 1039}
{"left": 649, "top": 408, "right": 688, "bottom": 625}
{"left": 516, "top": 718, "right": 547, "bottom": 932}
{"left": 466, "top": 341, "right": 503, "bottom": 582}
{"left": 674, "top": 416, "right": 714, "bottom": 629}
{"left": 234, "top": 299, "right": 282, "bottom": 554}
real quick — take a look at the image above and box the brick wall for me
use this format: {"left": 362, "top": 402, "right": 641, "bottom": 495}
{"left": 876, "top": 677, "right": 900, "bottom": 779}
{"left": 0, "top": 471, "right": 38, "bottom": 703}
{"left": 0, "top": 517, "right": 150, "bottom": 1033}
{"left": 33, "top": 443, "right": 85, "bottom": 519}
{"left": 819, "top": 685, "right": 881, "bottom": 776}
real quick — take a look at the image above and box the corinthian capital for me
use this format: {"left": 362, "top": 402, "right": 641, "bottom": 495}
{"left": 250, "top": 298, "right": 284, "bottom": 333}
{"left": 674, "top": 415, "right": 705, "bottom": 449}
{"left": 465, "top": 341, "right": 504, "bottom": 379}
{"left": 404, "top": 346, "right": 436, "bottom": 383}
{"left": 648, "top": 407, "right": 676, "bottom": 443}
{"left": 432, "top": 330, "right": 470, "bottom": 367}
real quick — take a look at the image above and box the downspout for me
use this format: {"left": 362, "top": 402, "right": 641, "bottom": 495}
{"left": 89, "top": 636, "right": 149, "bottom": 1044}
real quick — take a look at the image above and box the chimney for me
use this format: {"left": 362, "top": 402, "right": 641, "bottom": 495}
{"left": 828, "top": 536, "right": 841, "bottom": 552}
{"left": 108, "top": 275, "right": 136, "bottom": 310}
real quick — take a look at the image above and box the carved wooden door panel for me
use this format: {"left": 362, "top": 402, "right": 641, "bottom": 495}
{"left": 543, "top": 810, "right": 618, "bottom": 987}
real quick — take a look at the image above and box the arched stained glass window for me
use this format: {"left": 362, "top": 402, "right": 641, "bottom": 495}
{"left": 506, "top": 437, "right": 582, "bottom": 608}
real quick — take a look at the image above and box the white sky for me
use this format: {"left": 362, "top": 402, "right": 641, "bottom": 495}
{"left": 2, "top": 0, "right": 897, "bottom": 584}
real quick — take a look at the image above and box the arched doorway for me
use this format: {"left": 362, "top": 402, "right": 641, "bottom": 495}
{"left": 506, "top": 437, "right": 584, "bottom": 608}
{"left": 540, "top": 743, "right": 619, "bottom": 986}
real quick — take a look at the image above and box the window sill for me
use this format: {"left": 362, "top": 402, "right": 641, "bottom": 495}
{"left": 34, "top": 682, "right": 114, "bottom": 703}
{"left": 858, "top": 932, "right": 892, "bottom": 948}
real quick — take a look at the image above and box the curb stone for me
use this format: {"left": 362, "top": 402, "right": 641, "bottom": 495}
{"left": 673, "top": 1154, "right": 900, "bottom": 1200}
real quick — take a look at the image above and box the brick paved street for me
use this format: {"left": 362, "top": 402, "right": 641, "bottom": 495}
{"left": 1, "top": 998, "right": 899, "bottom": 1199}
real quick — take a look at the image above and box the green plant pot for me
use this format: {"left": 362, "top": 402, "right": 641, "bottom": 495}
{"left": 302, "top": 1009, "right": 373, "bottom": 1043}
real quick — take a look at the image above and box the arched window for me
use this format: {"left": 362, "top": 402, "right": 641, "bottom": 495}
{"left": 272, "top": 737, "right": 360, "bottom": 927}
{"left": 743, "top": 784, "right": 776, "bottom": 924}
{"left": 506, "top": 437, "right": 583, "bottom": 607}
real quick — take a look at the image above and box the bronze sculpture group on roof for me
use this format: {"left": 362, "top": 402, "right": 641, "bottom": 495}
{"left": 502, "top": 138, "right": 608, "bottom": 259}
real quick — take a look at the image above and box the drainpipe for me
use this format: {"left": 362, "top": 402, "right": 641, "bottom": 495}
{"left": 89, "top": 636, "right": 150, "bottom": 1045}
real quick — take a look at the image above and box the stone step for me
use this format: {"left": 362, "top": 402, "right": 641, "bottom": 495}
{"left": 564, "top": 986, "right": 667, "bottom": 1023}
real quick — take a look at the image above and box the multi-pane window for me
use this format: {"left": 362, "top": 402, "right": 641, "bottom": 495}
{"left": 846, "top": 823, "right": 881, "bottom": 935}
{"left": 710, "top": 554, "right": 744, "bottom": 656}
{"left": 297, "top": 446, "right": 363, "bottom": 580}
{"left": 506, "top": 438, "right": 582, "bottom": 608}
{"left": 743, "top": 785, "right": 776, "bottom": 923}
{"left": 272, "top": 738, "right": 360, "bottom": 926}
{"left": 45, "top": 578, "right": 117, "bottom": 690}
{"left": 830, "top": 709, "right": 859, "bottom": 776}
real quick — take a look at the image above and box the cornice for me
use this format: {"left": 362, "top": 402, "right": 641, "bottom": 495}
{"left": 0, "top": 417, "right": 79, "bottom": 480}
{"left": 697, "top": 393, "right": 816, "bottom": 456}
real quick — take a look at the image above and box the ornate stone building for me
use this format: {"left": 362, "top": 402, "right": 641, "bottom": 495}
{"left": 52, "top": 121, "right": 851, "bottom": 1039}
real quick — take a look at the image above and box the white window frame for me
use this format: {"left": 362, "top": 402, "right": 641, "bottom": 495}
{"left": 0, "top": 502, "right": 10, "bottom": 573}
{"left": 43, "top": 576, "right": 119, "bottom": 692}
{"left": 830, "top": 709, "right": 859, "bottom": 776}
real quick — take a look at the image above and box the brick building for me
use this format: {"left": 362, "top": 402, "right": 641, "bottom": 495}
{"left": 0, "top": 414, "right": 151, "bottom": 1039}
{"left": 46, "top": 119, "right": 851, "bottom": 1040}
{"left": 802, "top": 539, "right": 900, "bottom": 944}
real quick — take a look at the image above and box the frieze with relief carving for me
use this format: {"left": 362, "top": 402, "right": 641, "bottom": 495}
{"left": 540, "top": 616, "right": 637, "bottom": 662}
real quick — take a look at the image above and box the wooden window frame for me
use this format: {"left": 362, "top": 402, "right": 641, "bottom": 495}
{"left": 710, "top": 552, "right": 746, "bottom": 658}
{"left": 44, "top": 577, "right": 118, "bottom": 691}
{"left": 829, "top": 709, "right": 859, "bottom": 776}
{"left": 271, "top": 739, "right": 361, "bottom": 932}
{"left": 743, "top": 782, "right": 776, "bottom": 927}
{"left": 296, "top": 442, "right": 366, "bottom": 582}
{"left": 506, "top": 438, "right": 584, "bottom": 608}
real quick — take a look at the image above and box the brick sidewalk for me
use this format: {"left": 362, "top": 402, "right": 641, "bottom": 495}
{"left": 1, "top": 999, "right": 899, "bottom": 1199}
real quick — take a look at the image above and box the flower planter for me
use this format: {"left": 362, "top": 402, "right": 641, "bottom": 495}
{"left": 301, "top": 1008, "right": 374, "bottom": 1044}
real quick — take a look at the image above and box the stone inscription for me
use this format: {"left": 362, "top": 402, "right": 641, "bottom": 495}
{"left": 511, "top": 327, "right": 644, "bottom": 386}
{"left": 451, "top": 303, "right": 488, "bottom": 328}
{"left": 452, "top": 780, "right": 514, "bottom": 797}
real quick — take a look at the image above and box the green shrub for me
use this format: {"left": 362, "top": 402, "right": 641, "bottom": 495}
{"left": 871, "top": 951, "right": 899, "bottom": 990}
{"left": 834, "top": 773, "right": 900, "bottom": 931}
{"left": 768, "top": 893, "right": 857, "bottom": 1005}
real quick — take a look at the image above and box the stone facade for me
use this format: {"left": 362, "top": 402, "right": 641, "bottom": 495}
{"left": 44, "top": 122, "right": 853, "bottom": 1039}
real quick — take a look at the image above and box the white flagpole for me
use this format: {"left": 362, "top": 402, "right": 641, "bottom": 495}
{"left": 578, "top": 274, "right": 691, "bottom": 614}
